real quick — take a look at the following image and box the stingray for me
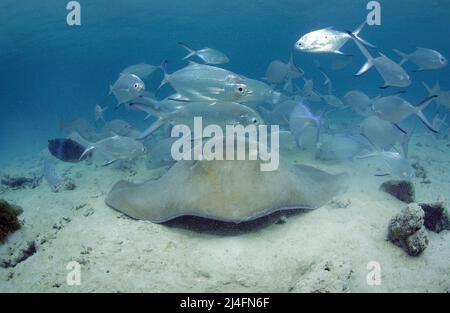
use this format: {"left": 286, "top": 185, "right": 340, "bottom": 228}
{"left": 105, "top": 141, "right": 348, "bottom": 223}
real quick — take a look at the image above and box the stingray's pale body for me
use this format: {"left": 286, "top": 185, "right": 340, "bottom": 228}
{"left": 106, "top": 154, "right": 348, "bottom": 223}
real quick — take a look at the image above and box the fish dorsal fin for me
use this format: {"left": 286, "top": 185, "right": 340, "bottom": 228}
{"left": 325, "top": 26, "right": 334, "bottom": 30}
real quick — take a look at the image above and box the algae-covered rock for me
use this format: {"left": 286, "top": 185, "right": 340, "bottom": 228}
{"left": 0, "top": 199, "right": 23, "bottom": 243}
{"left": 388, "top": 203, "right": 428, "bottom": 256}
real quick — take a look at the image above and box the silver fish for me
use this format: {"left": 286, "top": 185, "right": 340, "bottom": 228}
{"left": 132, "top": 101, "right": 263, "bottom": 139}
{"left": 316, "top": 133, "right": 371, "bottom": 161}
{"left": 121, "top": 63, "right": 163, "bottom": 79}
{"left": 322, "top": 94, "right": 347, "bottom": 109}
{"left": 357, "top": 151, "right": 413, "bottom": 179}
{"left": 289, "top": 101, "right": 325, "bottom": 147}
{"left": 299, "top": 78, "right": 322, "bottom": 102}
{"left": 372, "top": 94, "right": 438, "bottom": 133}
{"left": 179, "top": 42, "right": 229, "bottom": 64}
{"left": 393, "top": 48, "right": 447, "bottom": 71}
{"left": 423, "top": 81, "right": 450, "bottom": 109}
{"left": 432, "top": 112, "right": 448, "bottom": 133}
{"left": 343, "top": 90, "right": 373, "bottom": 117}
{"left": 158, "top": 61, "right": 251, "bottom": 102}
{"left": 265, "top": 54, "right": 304, "bottom": 85}
{"left": 103, "top": 119, "right": 134, "bottom": 137}
{"left": 80, "top": 135, "right": 146, "bottom": 165}
{"left": 295, "top": 21, "right": 374, "bottom": 55}
{"left": 259, "top": 99, "right": 298, "bottom": 127}
{"left": 110, "top": 73, "right": 145, "bottom": 104}
{"left": 349, "top": 33, "right": 411, "bottom": 89}
{"left": 265, "top": 60, "right": 288, "bottom": 85}
{"left": 360, "top": 116, "right": 413, "bottom": 157}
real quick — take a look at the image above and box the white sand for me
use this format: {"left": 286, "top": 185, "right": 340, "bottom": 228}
{"left": 0, "top": 133, "right": 449, "bottom": 293}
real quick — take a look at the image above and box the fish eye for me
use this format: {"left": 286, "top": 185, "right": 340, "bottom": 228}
{"left": 252, "top": 118, "right": 258, "bottom": 124}
{"left": 235, "top": 85, "right": 246, "bottom": 94}
{"left": 133, "top": 83, "right": 139, "bottom": 88}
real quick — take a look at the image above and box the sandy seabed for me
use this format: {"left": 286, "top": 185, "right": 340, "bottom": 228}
{"left": 0, "top": 132, "right": 449, "bottom": 293}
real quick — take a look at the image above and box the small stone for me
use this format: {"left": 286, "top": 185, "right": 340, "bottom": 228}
{"left": 388, "top": 203, "right": 428, "bottom": 257}
{"left": 380, "top": 180, "right": 415, "bottom": 203}
{"left": 388, "top": 203, "right": 424, "bottom": 242}
{"left": 62, "top": 179, "right": 76, "bottom": 191}
{"left": 405, "top": 227, "right": 428, "bottom": 256}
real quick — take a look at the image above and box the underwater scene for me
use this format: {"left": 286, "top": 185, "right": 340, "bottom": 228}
{"left": 1, "top": 0, "right": 450, "bottom": 294}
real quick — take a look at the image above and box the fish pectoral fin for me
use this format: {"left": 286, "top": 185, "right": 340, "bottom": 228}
{"left": 374, "top": 173, "right": 391, "bottom": 177}
{"left": 334, "top": 50, "right": 352, "bottom": 57}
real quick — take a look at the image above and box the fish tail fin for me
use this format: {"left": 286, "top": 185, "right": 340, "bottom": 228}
{"left": 415, "top": 95, "right": 440, "bottom": 133}
{"left": 401, "top": 123, "right": 417, "bottom": 158}
{"left": 352, "top": 21, "right": 376, "bottom": 48}
{"left": 346, "top": 30, "right": 374, "bottom": 75}
{"left": 393, "top": 49, "right": 409, "bottom": 65}
{"left": 80, "top": 146, "right": 95, "bottom": 161}
{"left": 288, "top": 52, "right": 305, "bottom": 75}
{"left": 157, "top": 60, "right": 170, "bottom": 91}
{"left": 318, "top": 67, "right": 331, "bottom": 87}
{"left": 108, "top": 84, "right": 113, "bottom": 96}
{"left": 178, "top": 42, "right": 196, "bottom": 60}
{"left": 313, "top": 110, "right": 329, "bottom": 143}
{"left": 157, "top": 59, "right": 166, "bottom": 72}
{"left": 355, "top": 59, "right": 374, "bottom": 76}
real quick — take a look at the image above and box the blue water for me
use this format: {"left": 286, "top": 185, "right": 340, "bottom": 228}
{"left": 1, "top": 0, "right": 449, "bottom": 163}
